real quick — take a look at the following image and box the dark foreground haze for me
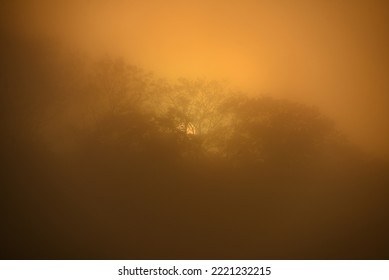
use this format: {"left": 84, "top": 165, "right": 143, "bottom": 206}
{"left": 1, "top": 1, "right": 389, "bottom": 259}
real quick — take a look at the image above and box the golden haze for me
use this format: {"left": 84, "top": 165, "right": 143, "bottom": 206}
{"left": 4, "top": 0, "right": 389, "bottom": 157}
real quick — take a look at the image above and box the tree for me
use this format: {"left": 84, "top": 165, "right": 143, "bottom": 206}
{"left": 155, "top": 78, "right": 234, "bottom": 159}
{"left": 223, "top": 96, "right": 343, "bottom": 169}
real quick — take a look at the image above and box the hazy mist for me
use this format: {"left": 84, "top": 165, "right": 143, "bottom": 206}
{"left": 4, "top": 0, "right": 389, "bottom": 157}
{"left": 1, "top": 1, "right": 389, "bottom": 260}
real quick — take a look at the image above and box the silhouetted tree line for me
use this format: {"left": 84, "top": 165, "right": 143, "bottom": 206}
{"left": 1, "top": 34, "right": 388, "bottom": 259}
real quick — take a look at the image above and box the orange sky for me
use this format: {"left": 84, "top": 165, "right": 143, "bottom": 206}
{"left": 4, "top": 0, "right": 389, "bottom": 157}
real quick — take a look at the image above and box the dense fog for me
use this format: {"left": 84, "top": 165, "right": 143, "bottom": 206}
{"left": 1, "top": 1, "right": 388, "bottom": 259}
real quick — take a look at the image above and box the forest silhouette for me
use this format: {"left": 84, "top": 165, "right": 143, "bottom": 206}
{"left": 1, "top": 32, "right": 388, "bottom": 259}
